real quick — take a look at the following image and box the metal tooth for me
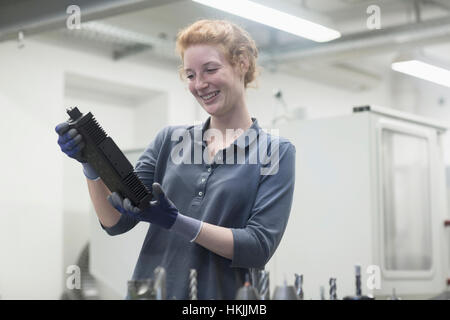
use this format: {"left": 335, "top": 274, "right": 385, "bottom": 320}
{"left": 189, "top": 269, "right": 198, "bottom": 300}
{"left": 294, "top": 273, "right": 304, "bottom": 300}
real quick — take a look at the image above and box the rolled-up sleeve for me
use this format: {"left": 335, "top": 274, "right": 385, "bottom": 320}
{"left": 231, "top": 142, "right": 296, "bottom": 268}
{"left": 99, "top": 126, "right": 169, "bottom": 236}
{"left": 100, "top": 214, "right": 139, "bottom": 236}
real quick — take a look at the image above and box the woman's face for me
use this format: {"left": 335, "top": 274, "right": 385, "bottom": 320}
{"left": 183, "top": 44, "right": 245, "bottom": 117}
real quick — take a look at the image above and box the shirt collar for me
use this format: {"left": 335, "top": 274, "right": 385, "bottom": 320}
{"left": 194, "top": 116, "right": 261, "bottom": 149}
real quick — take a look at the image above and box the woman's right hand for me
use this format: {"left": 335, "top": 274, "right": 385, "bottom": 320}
{"left": 55, "top": 122, "right": 99, "bottom": 180}
{"left": 55, "top": 122, "right": 86, "bottom": 162}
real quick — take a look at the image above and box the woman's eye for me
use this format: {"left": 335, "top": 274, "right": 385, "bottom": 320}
{"left": 186, "top": 74, "right": 194, "bottom": 80}
{"left": 206, "top": 69, "right": 217, "bottom": 73}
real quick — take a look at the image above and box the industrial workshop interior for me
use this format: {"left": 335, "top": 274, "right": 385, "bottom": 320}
{"left": 1, "top": 0, "right": 450, "bottom": 303}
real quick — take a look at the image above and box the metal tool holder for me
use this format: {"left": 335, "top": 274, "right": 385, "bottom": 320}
{"left": 235, "top": 273, "right": 260, "bottom": 300}
{"left": 127, "top": 266, "right": 166, "bottom": 300}
{"left": 251, "top": 269, "right": 270, "bottom": 300}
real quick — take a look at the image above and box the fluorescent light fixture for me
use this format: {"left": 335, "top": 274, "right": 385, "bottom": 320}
{"left": 192, "top": 0, "right": 341, "bottom": 42}
{"left": 392, "top": 60, "right": 450, "bottom": 88}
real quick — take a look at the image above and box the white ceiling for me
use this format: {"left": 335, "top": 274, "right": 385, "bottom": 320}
{"left": 28, "top": 0, "right": 450, "bottom": 91}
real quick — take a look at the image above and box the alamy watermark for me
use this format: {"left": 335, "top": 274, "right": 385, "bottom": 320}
{"left": 66, "top": 265, "right": 81, "bottom": 290}
{"left": 367, "top": 5, "right": 381, "bottom": 30}
{"left": 66, "top": 5, "right": 81, "bottom": 30}
{"left": 169, "top": 127, "right": 281, "bottom": 176}
{"left": 366, "top": 264, "right": 381, "bottom": 290}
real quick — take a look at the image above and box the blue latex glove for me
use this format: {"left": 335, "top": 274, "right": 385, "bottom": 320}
{"left": 55, "top": 122, "right": 99, "bottom": 180}
{"left": 107, "top": 182, "right": 179, "bottom": 229}
{"left": 55, "top": 122, "right": 85, "bottom": 161}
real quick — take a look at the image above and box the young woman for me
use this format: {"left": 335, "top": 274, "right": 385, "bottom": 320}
{"left": 56, "top": 19, "right": 296, "bottom": 300}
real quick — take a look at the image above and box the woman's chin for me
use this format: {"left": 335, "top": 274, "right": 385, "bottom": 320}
{"left": 202, "top": 103, "right": 221, "bottom": 116}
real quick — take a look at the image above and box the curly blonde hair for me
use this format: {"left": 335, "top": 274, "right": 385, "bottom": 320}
{"left": 175, "top": 19, "right": 259, "bottom": 88}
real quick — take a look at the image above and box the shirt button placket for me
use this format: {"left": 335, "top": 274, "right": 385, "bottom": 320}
{"left": 199, "top": 166, "right": 211, "bottom": 199}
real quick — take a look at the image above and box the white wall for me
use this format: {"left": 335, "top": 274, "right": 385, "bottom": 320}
{"left": 0, "top": 43, "right": 64, "bottom": 299}
{"left": 135, "top": 93, "right": 169, "bottom": 149}
{"left": 247, "top": 70, "right": 391, "bottom": 128}
{"left": 62, "top": 96, "right": 136, "bottom": 294}
{"left": 0, "top": 38, "right": 191, "bottom": 299}
{"left": 1, "top": 32, "right": 448, "bottom": 299}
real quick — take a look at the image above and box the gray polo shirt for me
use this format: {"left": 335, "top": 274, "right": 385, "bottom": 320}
{"left": 101, "top": 116, "right": 296, "bottom": 299}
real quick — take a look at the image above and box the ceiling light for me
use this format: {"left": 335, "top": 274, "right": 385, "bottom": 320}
{"left": 192, "top": 0, "right": 341, "bottom": 42}
{"left": 392, "top": 59, "right": 450, "bottom": 88}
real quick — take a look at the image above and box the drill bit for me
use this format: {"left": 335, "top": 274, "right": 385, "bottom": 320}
{"left": 294, "top": 274, "right": 304, "bottom": 300}
{"left": 389, "top": 288, "right": 401, "bottom": 300}
{"left": 355, "top": 264, "right": 362, "bottom": 297}
{"left": 189, "top": 269, "right": 198, "bottom": 300}
{"left": 320, "top": 285, "right": 325, "bottom": 300}
{"left": 153, "top": 266, "right": 166, "bottom": 300}
{"left": 258, "top": 270, "right": 270, "bottom": 300}
{"left": 343, "top": 265, "right": 375, "bottom": 300}
{"left": 329, "top": 278, "right": 337, "bottom": 300}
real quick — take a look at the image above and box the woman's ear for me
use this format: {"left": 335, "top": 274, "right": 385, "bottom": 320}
{"left": 238, "top": 55, "right": 250, "bottom": 80}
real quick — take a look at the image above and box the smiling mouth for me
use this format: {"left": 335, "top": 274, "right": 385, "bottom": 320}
{"left": 200, "top": 91, "right": 220, "bottom": 101}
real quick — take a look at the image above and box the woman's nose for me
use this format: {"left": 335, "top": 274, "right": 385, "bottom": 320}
{"left": 195, "top": 77, "right": 208, "bottom": 90}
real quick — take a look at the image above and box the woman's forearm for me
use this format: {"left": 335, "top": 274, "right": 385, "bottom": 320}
{"left": 86, "top": 178, "right": 121, "bottom": 228}
{"left": 194, "top": 222, "right": 234, "bottom": 260}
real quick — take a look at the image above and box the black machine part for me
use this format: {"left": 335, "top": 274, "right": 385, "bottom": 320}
{"left": 66, "top": 107, "right": 152, "bottom": 210}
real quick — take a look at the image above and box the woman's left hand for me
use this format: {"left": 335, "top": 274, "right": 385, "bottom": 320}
{"left": 107, "top": 182, "right": 179, "bottom": 229}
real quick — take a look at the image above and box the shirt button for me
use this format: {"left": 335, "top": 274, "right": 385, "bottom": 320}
{"left": 198, "top": 191, "right": 203, "bottom": 196}
{"left": 217, "top": 156, "right": 222, "bottom": 161}
{"left": 207, "top": 167, "right": 211, "bottom": 172}
{"left": 201, "top": 178, "right": 206, "bottom": 183}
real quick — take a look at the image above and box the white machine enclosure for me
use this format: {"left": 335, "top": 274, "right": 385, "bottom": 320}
{"left": 268, "top": 105, "right": 449, "bottom": 299}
